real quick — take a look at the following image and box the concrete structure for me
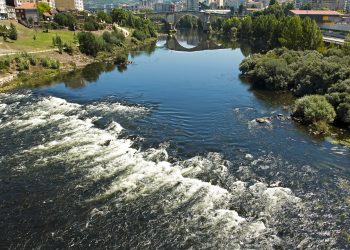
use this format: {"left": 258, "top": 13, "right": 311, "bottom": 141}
{"left": 154, "top": 3, "right": 176, "bottom": 12}
{"left": 187, "top": 0, "right": 199, "bottom": 11}
{"left": 55, "top": 0, "right": 84, "bottom": 11}
{"left": 141, "top": 11, "right": 227, "bottom": 31}
{"left": 0, "top": 0, "right": 7, "bottom": 19}
{"left": 289, "top": 10, "right": 343, "bottom": 23}
{"left": 15, "top": 2, "right": 39, "bottom": 23}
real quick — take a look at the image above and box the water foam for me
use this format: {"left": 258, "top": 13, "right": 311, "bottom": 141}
{"left": 0, "top": 93, "right": 303, "bottom": 248}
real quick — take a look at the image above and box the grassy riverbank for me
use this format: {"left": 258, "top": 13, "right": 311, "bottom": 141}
{"left": 0, "top": 35, "right": 157, "bottom": 92}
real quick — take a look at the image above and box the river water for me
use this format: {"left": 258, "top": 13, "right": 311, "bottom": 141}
{"left": 1, "top": 31, "right": 349, "bottom": 249}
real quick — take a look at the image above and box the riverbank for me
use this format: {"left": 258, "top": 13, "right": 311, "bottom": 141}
{"left": 0, "top": 37, "right": 157, "bottom": 92}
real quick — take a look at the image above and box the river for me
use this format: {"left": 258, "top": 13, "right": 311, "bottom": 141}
{"left": 1, "top": 30, "right": 349, "bottom": 249}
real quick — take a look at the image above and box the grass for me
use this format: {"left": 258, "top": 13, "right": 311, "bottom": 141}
{"left": 0, "top": 20, "right": 76, "bottom": 52}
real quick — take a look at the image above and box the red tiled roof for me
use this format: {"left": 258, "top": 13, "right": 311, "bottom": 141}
{"left": 43, "top": 12, "right": 52, "bottom": 17}
{"left": 290, "top": 10, "right": 342, "bottom": 16}
{"left": 15, "top": 3, "right": 37, "bottom": 9}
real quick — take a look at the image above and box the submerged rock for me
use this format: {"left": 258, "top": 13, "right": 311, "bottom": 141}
{"left": 255, "top": 117, "right": 271, "bottom": 124}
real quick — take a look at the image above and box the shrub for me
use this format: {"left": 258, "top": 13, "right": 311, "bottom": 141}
{"left": 293, "top": 95, "right": 336, "bottom": 124}
{"left": 77, "top": 32, "right": 101, "bottom": 57}
{"left": 41, "top": 57, "right": 60, "bottom": 69}
{"left": 132, "top": 29, "right": 147, "bottom": 41}
{"left": 0, "top": 57, "right": 10, "bottom": 71}
{"left": 28, "top": 55, "right": 38, "bottom": 65}
{"left": 16, "top": 57, "right": 29, "bottom": 71}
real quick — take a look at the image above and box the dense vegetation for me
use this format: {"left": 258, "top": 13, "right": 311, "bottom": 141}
{"left": 240, "top": 47, "right": 350, "bottom": 129}
{"left": 177, "top": 15, "right": 202, "bottom": 29}
{"left": 110, "top": 8, "right": 157, "bottom": 41}
{"left": 216, "top": 3, "right": 322, "bottom": 51}
{"left": 0, "top": 53, "right": 60, "bottom": 73}
{"left": 77, "top": 9, "right": 157, "bottom": 57}
{"left": 0, "top": 23, "right": 18, "bottom": 41}
{"left": 77, "top": 29, "right": 125, "bottom": 57}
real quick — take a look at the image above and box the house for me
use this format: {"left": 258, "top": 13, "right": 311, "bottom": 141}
{"left": 289, "top": 10, "right": 343, "bottom": 24}
{"left": 6, "top": 5, "right": 16, "bottom": 19}
{"left": 15, "top": 2, "right": 39, "bottom": 23}
{"left": 0, "top": 0, "right": 7, "bottom": 19}
{"left": 55, "top": 0, "right": 83, "bottom": 11}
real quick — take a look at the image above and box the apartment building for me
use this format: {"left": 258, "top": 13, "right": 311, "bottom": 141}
{"left": 0, "top": 0, "right": 7, "bottom": 19}
{"left": 55, "top": 0, "right": 84, "bottom": 11}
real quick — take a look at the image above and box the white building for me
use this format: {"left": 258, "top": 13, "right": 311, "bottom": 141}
{"left": 55, "top": 0, "right": 84, "bottom": 11}
{"left": 0, "top": 0, "right": 7, "bottom": 19}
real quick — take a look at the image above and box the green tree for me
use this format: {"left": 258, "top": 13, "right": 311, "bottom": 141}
{"left": 37, "top": 2, "right": 51, "bottom": 15}
{"left": 269, "top": 0, "right": 277, "bottom": 6}
{"left": 293, "top": 95, "right": 336, "bottom": 124}
{"left": 301, "top": 17, "right": 323, "bottom": 50}
{"left": 279, "top": 16, "right": 303, "bottom": 50}
{"left": 238, "top": 4, "right": 244, "bottom": 15}
{"left": 343, "top": 34, "right": 350, "bottom": 55}
{"left": 8, "top": 23, "right": 17, "bottom": 40}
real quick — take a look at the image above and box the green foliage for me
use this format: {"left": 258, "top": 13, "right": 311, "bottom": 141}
{"left": 37, "top": 2, "right": 51, "bottom": 15}
{"left": 77, "top": 32, "right": 101, "bottom": 57}
{"left": 97, "top": 11, "right": 112, "bottom": 23}
{"left": 343, "top": 34, "right": 350, "bottom": 56}
{"left": 84, "top": 16, "right": 101, "bottom": 31}
{"left": 54, "top": 13, "right": 77, "bottom": 31}
{"left": 0, "top": 57, "right": 11, "bottom": 71}
{"left": 8, "top": 23, "right": 17, "bottom": 40}
{"left": 41, "top": 57, "right": 60, "bottom": 69}
{"left": 326, "top": 80, "right": 350, "bottom": 124}
{"left": 177, "top": 15, "right": 201, "bottom": 29}
{"left": 16, "top": 57, "right": 29, "bottom": 71}
{"left": 63, "top": 42, "right": 74, "bottom": 55}
{"left": 293, "top": 95, "right": 336, "bottom": 124}
{"left": 132, "top": 30, "right": 147, "bottom": 41}
{"left": 220, "top": 4, "right": 323, "bottom": 50}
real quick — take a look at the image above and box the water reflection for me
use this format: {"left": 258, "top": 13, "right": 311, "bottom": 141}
{"left": 164, "top": 30, "right": 226, "bottom": 52}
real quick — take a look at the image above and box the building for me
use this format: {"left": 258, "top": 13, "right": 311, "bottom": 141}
{"left": 223, "top": 0, "right": 245, "bottom": 9}
{"left": 15, "top": 2, "right": 39, "bottom": 23}
{"left": 289, "top": 10, "right": 343, "bottom": 23}
{"left": 55, "top": 0, "right": 84, "bottom": 11}
{"left": 15, "top": 0, "right": 55, "bottom": 8}
{"left": 187, "top": 0, "right": 199, "bottom": 11}
{"left": 205, "top": 0, "right": 224, "bottom": 9}
{"left": 246, "top": 1, "right": 264, "bottom": 8}
{"left": 0, "top": 0, "right": 7, "bottom": 19}
{"left": 154, "top": 2, "right": 176, "bottom": 12}
{"left": 7, "top": 5, "right": 16, "bottom": 19}
{"left": 294, "top": 0, "right": 346, "bottom": 10}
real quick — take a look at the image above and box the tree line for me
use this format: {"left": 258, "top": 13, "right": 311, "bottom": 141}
{"left": 240, "top": 45, "right": 350, "bottom": 131}
{"left": 212, "top": 3, "right": 322, "bottom": 51}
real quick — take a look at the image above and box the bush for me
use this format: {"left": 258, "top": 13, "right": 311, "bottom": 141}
{"left": 28, "top": 55, "right": 38, "bottom": 65}
{"left": 77, "top": 32, "right": 101, "bottom": 57}
{"left": 16, "top": 57, "right": 29, "bottom": 71}
{"left": 41, "top": 57, "right": 60, "bottom": 69}
{"left": 132, "top": 29, "right": 147, "bottom": 41}
{"left": 0, "top": 57, "right": 11, "bottom": 71}
{"left": 293, "top": 95, "right": 336, "bottom": 124}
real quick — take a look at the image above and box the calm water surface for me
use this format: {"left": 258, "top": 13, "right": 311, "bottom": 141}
{"left": 1, "top": 31, "right": 349, "bottom": 249}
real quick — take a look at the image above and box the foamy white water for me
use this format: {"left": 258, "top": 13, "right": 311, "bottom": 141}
{"left": 0, "top": 92, "right": 305, "bottom": 248}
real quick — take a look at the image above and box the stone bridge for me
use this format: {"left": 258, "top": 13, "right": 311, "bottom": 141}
{"left": 137, "top": 11, "right": 227, "bottom": 31}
